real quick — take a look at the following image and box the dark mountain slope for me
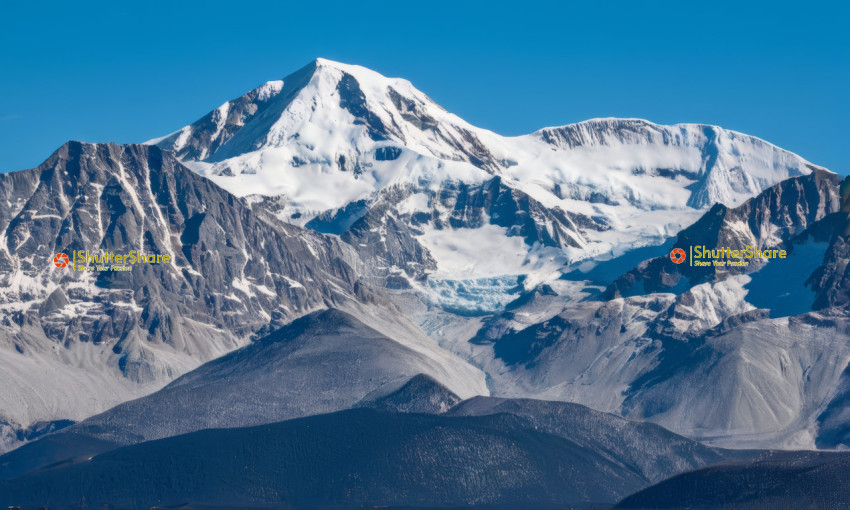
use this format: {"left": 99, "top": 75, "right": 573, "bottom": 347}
{"left": 0, "top": 409, "right": 648, "bottom": 509}
{"left": 448, "top": 396, "right": 752, "bottom": 485}
{"left": 0, "top": 309, "right": 484, "bottom": 480}
{"left": 617, "top": 450, "right": 850, "bottom": 510}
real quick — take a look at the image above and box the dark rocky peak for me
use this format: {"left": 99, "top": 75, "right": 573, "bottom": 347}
{"left": 0, "top": 141, "right": 372, "bottom": 383}
{"left": 604, "top": 170, "right": 841, "bottom": 299}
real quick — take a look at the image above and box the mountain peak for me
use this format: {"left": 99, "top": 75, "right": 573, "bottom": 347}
{"left": 311, "top": 57, "right": 392, "bottom": 78}
{"left": 148, "top": 58, "right": 498, "bottom": 205}
{"left": 313, "top": 57, "right": 346, "bottom": 69}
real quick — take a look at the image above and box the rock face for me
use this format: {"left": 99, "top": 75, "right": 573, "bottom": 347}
{"left": 604, "top": 169, "right": 842, "bottom": 298}
{"left": 802, "top": 179, "right": 850, "bottom": 311}
{"left": 358, "top": 373, "right": 462, "bottom": 414}
{"left": 0, "top": 142, "right": 387, "bottom": 453}
{"left": 337, "top": 177, "right": 607, "bottom": 284}
{"left": 601, "top": 170, "right": 850, "bottom": 318}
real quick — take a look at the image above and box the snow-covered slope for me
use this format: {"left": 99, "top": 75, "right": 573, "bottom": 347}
{"left": 152, "top": 59, "right": 820, "bottom": 217}
{"left": 150, "top": 58, "right": 824, "bottom": 306}
{"left": 150, "top": 58, "right": 498, "bottom": 211}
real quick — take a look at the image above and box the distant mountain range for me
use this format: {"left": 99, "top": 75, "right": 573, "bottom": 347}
{"left": 0, "top": 344, "right": 756, "bottom": 508}
{"left": 0, "top": 58, "right": 847, "bottom": 508}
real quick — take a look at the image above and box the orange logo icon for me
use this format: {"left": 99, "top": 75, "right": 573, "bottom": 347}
{"left": 53, "top": 253, "right": 70, "bottom": 268}
{"left": 670, "top": 248, "right": 686, "bottom": 264}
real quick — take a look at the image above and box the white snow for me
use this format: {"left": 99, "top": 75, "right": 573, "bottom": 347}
{"left": 415, "top": 223, "right": 567, "bottom": 282}
{"left": 395, "top": 192, "right": 430, "bottom": 215}
{"left": 282, "top": 276, "right": 304, "bottom": 289}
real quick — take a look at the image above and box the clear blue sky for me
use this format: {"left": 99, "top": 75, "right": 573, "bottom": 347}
{"left": 1, "top": 0, "right": 847, "bottom": 173}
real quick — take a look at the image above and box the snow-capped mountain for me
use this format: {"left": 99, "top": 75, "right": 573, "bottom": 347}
{"left": 0, "top": 142, "right": 485, "bottom": 454}
{"left": 456, "top": 171, "right": 850, "bottom": 449}
{"left": 141, "top": 58, "right": 849, "bottom": 450}
{"left": 150, "top": 58, "right": 824, "bottom": 308}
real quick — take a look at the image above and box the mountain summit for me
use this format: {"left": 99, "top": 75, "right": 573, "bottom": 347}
{"left": 150, "top": 58, "right": 503, "bottom": 206}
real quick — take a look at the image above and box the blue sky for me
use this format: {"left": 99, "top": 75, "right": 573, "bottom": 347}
{"left": 1, "top": 0, "right": 847, "bottom": 172}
